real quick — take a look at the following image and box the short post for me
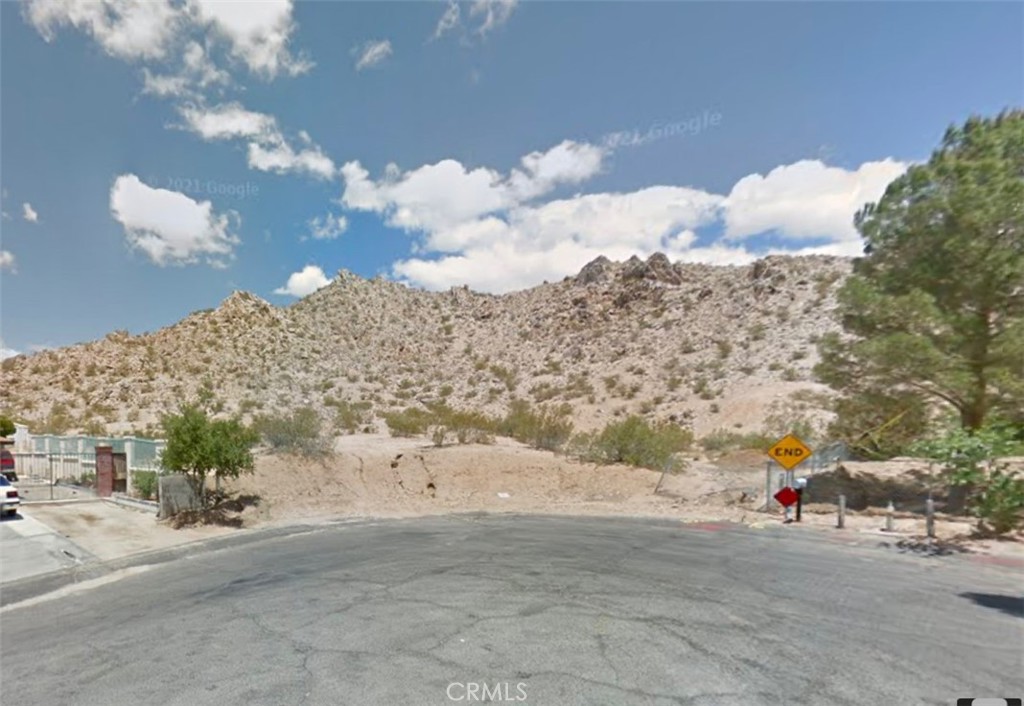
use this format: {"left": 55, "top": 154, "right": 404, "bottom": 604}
{"left": 764, "top": 463, "right": 772, "bottom": 512}
{"left": 49, "top": 454, "right": 54, "bottom": 501}
{"left": 837, "top": 494, "right": 846, "bottom": 529}
{"left": 794, "top": 477, "right": 807, "bottom": 523}
{"left": 925, "top": 497, "right": 935, "bottom": 539}
{"left": 885, "top": 501, "right": 895, "bottom": 532}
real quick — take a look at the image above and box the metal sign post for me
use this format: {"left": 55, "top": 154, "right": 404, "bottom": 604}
{"left": 766, "top": 434, "right": 813, "bottom": 523}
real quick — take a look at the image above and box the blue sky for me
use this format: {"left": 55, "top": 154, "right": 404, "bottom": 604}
{"left": 1, "top": 1, "right": 1021, "bottom": 356}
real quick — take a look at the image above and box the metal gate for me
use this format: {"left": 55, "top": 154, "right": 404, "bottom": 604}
{"left": 10, "top": 451, "right": 99, "bottom": 501}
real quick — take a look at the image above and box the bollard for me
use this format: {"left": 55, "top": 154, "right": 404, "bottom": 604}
{"left": 925, "top": 497, "right": 935, "bottom": 538}
{"left": 837, "top": 494, "right": 846, "bottom": 529}
{"left": 885, "top": 501, "right": 895, "bottom": 532}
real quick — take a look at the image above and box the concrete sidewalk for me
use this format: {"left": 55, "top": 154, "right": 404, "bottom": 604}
{"left": 0, "top": 513, "right": 95, "bottom": 584}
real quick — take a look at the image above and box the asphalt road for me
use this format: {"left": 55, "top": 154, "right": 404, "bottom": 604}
{"left": 1, "top": 516, "right": 1021, "bottom": 706}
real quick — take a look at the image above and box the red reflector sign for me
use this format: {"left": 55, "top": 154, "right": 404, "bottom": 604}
{"left": 774, "top": 486, "right": 798, "bottom": 508}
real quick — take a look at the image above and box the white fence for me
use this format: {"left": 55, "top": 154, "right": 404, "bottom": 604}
{"left": 11, "top": 452, "right": 95, "bottom": 483}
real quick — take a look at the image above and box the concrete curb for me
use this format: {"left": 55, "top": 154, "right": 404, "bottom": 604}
{"left": 106, "top": 495, "right": 159, "bottom": 514}
{"left": 20, "top": 498, "right": 102, "bottom": 506}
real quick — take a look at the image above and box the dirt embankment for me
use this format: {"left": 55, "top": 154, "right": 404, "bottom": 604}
{"left": 226, "top": 435, "right": 766, "bottom": 524}
{"left": 221, "top": 439, "right": 1023, "bottom": 558}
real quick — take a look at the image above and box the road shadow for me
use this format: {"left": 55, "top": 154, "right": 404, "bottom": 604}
{"left": 878, "top": 537, "right": 970, "bottom": 557}
{"left": 960, "top": 592, "right": 1024, "bottom": 618}
{"left": 167, "top": 493, "right": 262, "bottom": 530}
{"left": 0, "top": 512, "right": 23, "bottom": 522}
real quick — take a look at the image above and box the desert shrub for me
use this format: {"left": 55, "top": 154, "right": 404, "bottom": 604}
{"left": 334, "top": 400, "right": 372, "bottom": 434}
{"left": 253, "top": 407, "right": 330, "bottom": 456}
{"left": 914, "top": 423, "right": 1024, "bottom": 536}
{"left": 489, "top": 364, "right": 518, "bottom": 392}
{"left": 575, "top": 416, "right": 692, "bottom": 470}
{"left": 562, "top": 373, "right": 595, "bottom": 400}
{"left": 41, "top": 403, "right": 74, "bottom": 434}
{"left": 384, "top": 407, "right": 434, "bottom": 437}
{"left": 700, "top": 429, "right": 774, "bottom": 453}
{"left": 500, "top": 400, "right": 574, "bottom": 451}
{"left": 530, "top": 382, "right": 560, "bottom": 403}
{"left": 81, "top": 418, "right": 107, "bottom": 436}
{"left": 133, "top": 471, "right": 159, "bottom": 500}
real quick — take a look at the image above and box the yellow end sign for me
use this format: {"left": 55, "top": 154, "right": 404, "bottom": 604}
{"left": 768, "top": 434, "right": 813, "bottom": 471}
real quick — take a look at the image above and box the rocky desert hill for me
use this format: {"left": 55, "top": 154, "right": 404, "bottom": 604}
{"left": 0, "top": 253, "right": 852, "bottom": 440}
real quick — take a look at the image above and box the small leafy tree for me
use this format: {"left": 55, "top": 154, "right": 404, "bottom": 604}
{"left": 0, "top": 415, "right": 15, "bottom": 438}
{"left": 161, "top": 405, "right": 258, "bottom": 509}
{"left": 914, "top": 423, "right": 1024, "bottom": 536}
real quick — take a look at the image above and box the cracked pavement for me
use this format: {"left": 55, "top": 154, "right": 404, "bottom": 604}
{"left": 1, "top": 515, "right": 1021, "bottom": 705}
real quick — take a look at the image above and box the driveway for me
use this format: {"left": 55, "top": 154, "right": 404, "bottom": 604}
{"left": 0, "top": 511, "right": 94, "bottom": 583}
{"left": 1, "top": 515, "right": 1021, "bottom": 705}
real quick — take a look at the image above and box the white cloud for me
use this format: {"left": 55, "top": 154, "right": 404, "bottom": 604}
{"left": 469, "top": 0, "right": 518, "bottom": 37}
{"left": 0, "top": 251, "right": 16, "bottom": 273}
{"left": 273, "top": 265, "right": 331, "bottom": 297}
{"left": 22, "top": 203, "right": 38, "bottom": 222}
{"left": 509, "top": 140, "right": 605, "bottom": 201}
{"left": 306, "top": 213, "right": 348, "bottom": 240}
{"left": 340, "top": 139, "right": 607, "bottom": 236}
{"left": 178, "top": 103, "right": 335, "bottom": 179}
{"left": 247, "top": 140, "right": 335, "bottom": 180}
{"left": 353, "top": 40, "right": 392, "bottom": 71}
{"left": 25, "top": 0, "right": 309, "bottom": 81}
{"left": 723, "top": 158, "right": 908, "bottom": 242}
{"left": 177, "top": 102, "right": 277, "bottom": 141}
{"left": 432, "top": 1, "right": 461, "bottom": 40}
{"left": 141, "top": 69, "right": 191, "bottom": 98}
{"left": 142, "top": 41, "right": 230, "bottom": 98}
{"left": 431, "top": 0, "right": 516, "bottom": 42}
{"left": 24, "top": 0, "right": 182, "bottom": 60}
{"left": 341, "top": 138, "right": 905, "bottom": 292}
{"left": 182, "top": 40, "right": 231, "bottom": 87}
{"left": 391, "top": 186, "right": 724, "bottom": 292}
{"left": 109, "top": 174, "right": 240, "bottom": 266}
{"left": 0, "top": 339, "right": 20, "bottom": 360}
{"left": 187, "top": 0, "right": 311, "bottom": 78}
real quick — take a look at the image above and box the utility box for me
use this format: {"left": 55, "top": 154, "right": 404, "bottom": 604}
{"left": 95, "top": 445, "right": 114, "bottom": 497}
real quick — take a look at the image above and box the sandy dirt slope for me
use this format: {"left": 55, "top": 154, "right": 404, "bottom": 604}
{"left": 223, "top": 435, "right": 1023, "bottom": 560}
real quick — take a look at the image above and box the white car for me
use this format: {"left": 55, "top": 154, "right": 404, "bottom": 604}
{"left": 0, "top": 476, "right": 20, "bottom": 517}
